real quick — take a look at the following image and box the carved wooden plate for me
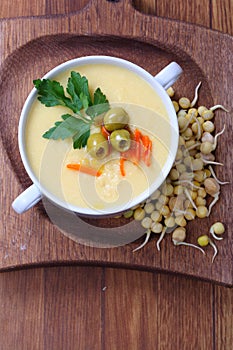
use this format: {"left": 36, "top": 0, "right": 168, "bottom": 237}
{"left": 0, "top": 0, "right": 232, "bottom": 285}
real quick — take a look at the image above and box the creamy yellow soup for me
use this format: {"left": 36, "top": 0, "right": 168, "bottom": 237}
{"left": 25, "top": 64, "right": 172, "bottom": 212}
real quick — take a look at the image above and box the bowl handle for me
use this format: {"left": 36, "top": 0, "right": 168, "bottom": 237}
{"left": 154, "top": 62, "right": 183, "bottom": 90}
{"left": 12, "top": 184, "right": 42, "bottom": 214}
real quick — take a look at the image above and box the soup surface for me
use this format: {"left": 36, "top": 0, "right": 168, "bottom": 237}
{"left": 25, "top": 64, "right": 173, "bottom": 212}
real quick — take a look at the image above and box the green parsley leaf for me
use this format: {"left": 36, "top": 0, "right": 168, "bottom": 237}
{"left": 72, "top": 126, "right": 90, "bottom": 149}
{"left": 94, "top": 87, "right": 108, "bottom": 105}
{"left": 86, "top": 102, "right": 110, "bottom": 118}
{"left": 43, "top": 114, "right": 89, "bottom": 143}
{"left": 33, "top": 79, "right": 77, "bottom": 112}
{"left": 67, "top": 71, "right": 92, "bottom": 107}
{"left": 35, "top": 71, "right": 110, "bottom": 148}
{"left": 86, "top": 88, "right": 109, "bottom": 117}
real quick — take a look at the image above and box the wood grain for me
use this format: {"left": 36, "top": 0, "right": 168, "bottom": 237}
{"left": 134, "top": 0, "right": 210, "bottom": 26}
{"left": 0, "top": 1, "right": 233, "bottom": 350}
{"left": 0, "top": 266, "right": 103, "bottom": 350}
{"left": 0, "top": 268, "right": 44, "bottom": 350}
{"left": 0, "top": 267, "right": 216, "bottom": 350}
{"left": 104, "top": 269, "right": 213, "bottom": 349}
{"left": 212, "top": 0, "right": 233, "bottom": 35}
{"left": 0, "top": 0, "right": 90, "bottom": 18}
{"left": 0, "top": 0, "right": 232, "bottom": 286}
{"left": 43, "top": 266, "right": 102, "bottom": 350}
{"left": 215, "top": 285, "right": 233, "bottom": 350}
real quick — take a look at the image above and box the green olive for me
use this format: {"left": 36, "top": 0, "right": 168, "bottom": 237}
{"left": 87, "top": 133, "right": 109, "bottom": 159}
{"left": 104, "top": 107, "right": 129, "bottom": 131}
{"left": 110, "top": 129, "right": 131, "bottom": 152}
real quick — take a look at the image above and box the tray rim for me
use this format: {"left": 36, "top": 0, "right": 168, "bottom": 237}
{"left": 0, "top": 0, "right": 232, "bottom": 286}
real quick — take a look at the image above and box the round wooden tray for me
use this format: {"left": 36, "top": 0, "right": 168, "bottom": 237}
{"left": 0, "top": 0, "right": 232, "bottom": 286}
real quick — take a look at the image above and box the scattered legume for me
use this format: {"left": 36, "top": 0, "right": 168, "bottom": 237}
{"left": 128, "top": 82, "right": 229, "bottom": 260}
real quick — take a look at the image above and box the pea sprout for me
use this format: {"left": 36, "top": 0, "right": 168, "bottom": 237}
{"left": 156, "top": 226, "right": 167, "bottom": 251}
{"left": 174, "top": 241, "right": 206, "bottom": 254}
{"left": 208, "top": 165, "right": 229, "bottom": 185}
{"left": 132, "top": 229, "right": 151, "bottom": 252}
{"left": 213, "top": 124, "right": 226, "bottom": 150}
{"left": 197, "top": 235, "right": 218, "bottom": 263}
{"left": 207, "top": 192, "right": 220, "bottom": 216}
{"left": 184, "top": 188, "right": 197, "bottom": 210}
{"left": 209, "top": 105, "right": 229, "bottom": 112}
{"left": 202, "top": 158, "right": 224, "bottom": 166}
{"left": 179, "top": 114, "right": 195, "bottom": 133}
{"left": 128, "top": 82, "right": 228, "bottom": 262}
{"left": 210, "top": 239, "right": 218, "bottom": 263}
{"left": 210, "top": 222, "right": 225, "bottom": 241}
{"left": 211, "top": 232, "right": 222, "bottom": 241}
{"left": 185, "top": 141, "right": 201, "bottom": 152}
{"left": 190, "top": 81, "right": 202, "bottom": 107}
{"left": 173, "top": 180, "right": 201, "bottom": 190}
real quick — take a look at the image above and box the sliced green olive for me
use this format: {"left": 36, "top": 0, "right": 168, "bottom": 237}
{"left": 87, "top": 133, "right": 109, "bottom": 159}
{"left": 110, "top": 129, "right": 131, "bottom": 152}
{"left": 104, "top": 107, "right": 129, "bottom": 131}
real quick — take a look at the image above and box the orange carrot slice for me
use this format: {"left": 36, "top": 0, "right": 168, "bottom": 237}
{"left": 66, "top": 163, "right": 102, "bottom": 177}
{"left": 144, "top": 140, "right": 152, "bottom": 166}
{"left": 120, "top": 157, "right": 126, "bottom": 176}
{"left": 134, "top": 129, "right": 141, "bottom": 162}
{"left": 141, "top": 135, "right": 150, "bottom": 148}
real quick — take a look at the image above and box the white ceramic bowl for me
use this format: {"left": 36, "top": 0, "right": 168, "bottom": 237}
{"left": 12, "top": 55, "right": 182, "bottom": 215}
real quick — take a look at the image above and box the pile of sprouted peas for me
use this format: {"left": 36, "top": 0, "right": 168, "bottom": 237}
{"left": 121, "top": 82, "right": 229, "bottom": 263}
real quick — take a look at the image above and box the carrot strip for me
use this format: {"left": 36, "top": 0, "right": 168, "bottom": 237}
{"left": 66, "top": 163, "right": 102, "bottom": 177}
{"left": 101, "top": 125, "right": 110, "bottom": 139}
{"left": 134, "top": 129, "right": 141, "bottom": 141}
{"left": 144, "top": 140, "right": 152, "bottom": 166}
{"left": 134, "top": 129, "right": 141, "bottom": 163}
{"left": 121, "top": 148, "right": 137, "bottom": 165}
{"left": 120, "top": 157, "right": 126, "bottom": 176}
{"left": 141, "top": 135, "right": 150, "bottom": 148}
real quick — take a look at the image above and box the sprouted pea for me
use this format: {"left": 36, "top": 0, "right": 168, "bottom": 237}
{"left": 204, "top": 178, "right": 220, "bottom": 197}
{"left": 202, "top": 132, "right": 214, "bottom": 143}
{"left": 197, "top": 235, "right": 218, "bottom": 263}
{"left": 202, "top": 158, "right": 224, "bottom": 166}
{"left": 213, "top": 124, "right": 226, "bottom": 150}
{"left": 197, "top": 234, "right": 209, "bottom": 247}
{"left": 172, "top": 227, "right": 186, "bottom": 243}
{"left": 128, "top": 82, "right": 228, "bottom": 261}
{"left": 172, "top": 101, "right": 179, "bottom": 112}
{"left": 190, "top": 81, "right": 202, "bottom": 107}
{"left": 203, "top": 181, "right": 220, "bottom": 216}
{"left": 166, "top": 87, "right": 175, "bottom": 97}
{"left": 172, "top": 227, "right": 205, "bottom": 254}
{"left": 185, "top": 141, "right": 201, "bottom": 152}
{"left": 208, "top": 165, "right": 229, "bottom": 185}
{"left": 209, "top": 104, "right": 229, "bottom": 112}
{"left": 210, "top": 222, "right": 225, "bottom": 240}
{"left": 132, "top": 229, "right": 151, "bottom": 252}
{"left": 202, "top": 109, "right": 214, "bottom": 121}
{"left": 175, "top": 241, "right": 206, "bottom": 254}
{"left": 207, "top": 198, "right": 218, "bottom": 216}
{"left": 184, "top": 188, "right": 197, "bottom": 210}
{"left": 156, "top": 226, "right": 167, "bottom": 251}
{"left": 134, "top": 207, "right": 145, "bottom": 221}
{"left": 173, "top": 180, "right": 200, "bottom": 190}
{"left": 202, "top": 120, "right": 215, "bottom": 133}
{"left": 179, "top": 97, "right": 191, "bottom": 109}
{"left": 123, "top": 210, "right": 134, "bottom": 219}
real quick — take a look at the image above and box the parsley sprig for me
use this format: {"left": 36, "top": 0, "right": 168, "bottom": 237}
{"left": 33, "top": 71, "right": 110, "bottom": 149}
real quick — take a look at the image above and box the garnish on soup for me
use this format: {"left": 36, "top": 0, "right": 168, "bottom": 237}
{"left": 33, "top": 71, "right": 110, "bottom": 149}
{"left": 34, "top": 72, "right": 153, "bottom": 177}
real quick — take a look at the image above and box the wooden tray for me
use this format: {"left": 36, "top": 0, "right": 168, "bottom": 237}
{"left": 0, "top": 0, "right": 232, "bottom": 286}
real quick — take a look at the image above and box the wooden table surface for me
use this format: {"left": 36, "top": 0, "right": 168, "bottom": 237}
{"left": 0, "top": 1, "right": 232, "bottom": 349}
